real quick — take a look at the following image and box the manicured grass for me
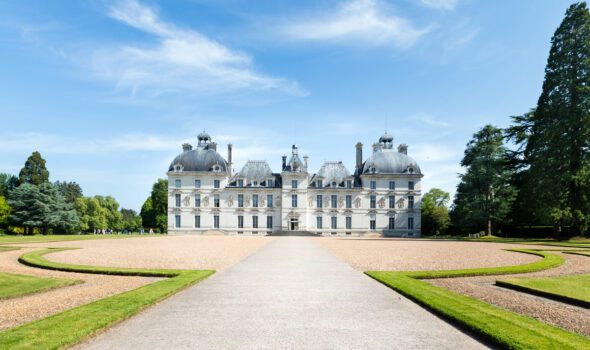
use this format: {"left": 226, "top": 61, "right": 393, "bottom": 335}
{"left": 0, "top": 234, "right": 161, "bottom": 245}
{"left": 0, "top": 272, "right": 79, "bottom": 300}
{"left": 564, "top": 250, "right": 590, "bottom": 257}
{"left": 0, "top": 246, "right": 19, "bottom": 252}
{"left": 497, "top": 274, "right": 590, "bottom": 308}
{"left": 0, "top": 248, "right": 214, "bottom": 350}
{"left": 367, "top": 249, "right": 590, "bottom": 349}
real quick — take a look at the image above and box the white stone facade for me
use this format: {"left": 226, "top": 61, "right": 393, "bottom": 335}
{"left": 167, "top": 132, "right": 422, "bottom": 236}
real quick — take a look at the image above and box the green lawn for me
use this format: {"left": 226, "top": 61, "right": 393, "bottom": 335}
{"left": 0, "top": 248, "right": 214, "bottom": 350}
{"left": 564, "top": 250, "right": 590, "bottom": 257}
{"left": 497, "top": 274, "right": 590, "bottom": 308}
{"left": 0, "top": 234, "right": 161, "bottom": 245}
{"left": 0, "top": 246, "right": 19, "bottom": 252}
{"left": 0, "top": 272, "right": 79, "bottom": 300}
{"left": 367, "top": 249, "right": 590, "bottom": 350}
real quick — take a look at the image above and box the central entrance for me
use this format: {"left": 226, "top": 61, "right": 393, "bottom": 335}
{"left": 289, "top": 218, "right": 299, "bottom": 231}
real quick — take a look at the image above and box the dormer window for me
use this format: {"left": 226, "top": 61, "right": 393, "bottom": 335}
{"left": 371, "top": 166, "right": 376, "bottom": 173}
{"left": 267, "top": 179, "right": 273, "bottom": 188}
{"left": 346, "top": 180, "right": 352, "bottom": 189}
{"left": 408, "top": 167, "right": 414, "bottom": 174}
{"left": 237, "top": 179, "right": 244, "bottom": 187}
{"left": 253, "top": 181, "right": 258, "bottom": 187}
{"left": 174, "top": 165, "right": 182, "bottom": 172}
{"left": 332, "top": 181, "right": 337, "bottom": 187}
{"left": 317, "top": 180, "right": 323, "bottom": 188}
{"left": 212, "top": 165, "right": 221, "bottom": 172}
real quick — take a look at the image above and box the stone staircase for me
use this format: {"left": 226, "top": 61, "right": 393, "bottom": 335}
{"left": 270, "top": 231, "right": 319, "bottom": 237}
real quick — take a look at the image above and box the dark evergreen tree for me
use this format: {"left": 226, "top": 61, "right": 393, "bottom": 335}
{"left": 140, "top": 196, "right": 156, "bottom": 230}
{"left": 55, "top": 181, "right": 83, "bottom": 203}
{"left": 150, "top": 179, "right": 168, "bottom": 233}
{"left": 120, "top": 208, "right": 141, "bottom": 232}
{"left": 18, "top": 151, "right": 50, "bottom": 186}
{"left": 0, "top": 173, "right": 19, "bottom": 197}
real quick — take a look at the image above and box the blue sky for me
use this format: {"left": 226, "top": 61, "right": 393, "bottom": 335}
{"left": 0, "top": 0, "right": 572, "bottom": 211}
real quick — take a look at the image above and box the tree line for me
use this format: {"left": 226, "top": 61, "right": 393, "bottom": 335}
{"left": 423, "top": 2, "right": 590, "bottom": 238}
{"left": 0, "top": 152, "right": 167, "bottom": 235}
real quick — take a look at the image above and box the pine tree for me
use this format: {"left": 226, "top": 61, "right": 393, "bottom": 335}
{"left": 520, "top": 2, "right": 590, "bottom": 236}
{"left": 55, "top": 181, "right": 83, "bottom": 203}
{"left": 18, "top": 151, "right": 50, "bottom": 186}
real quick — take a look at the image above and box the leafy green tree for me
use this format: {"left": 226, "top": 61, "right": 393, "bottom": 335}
{"left": 95, "top": 196, "right": 123, "bottom": 231}
{"left": 75, "top": 197, "right": 108, "bottom": 232}
{"left": 0, "top": 173, "right": 19, "bottom": 197}
{"left": 120, "top": 208, "right": 141, "bottom": 232}
{"left": 18, "top": 151, "right": 50, "bottom": 186}
{"left": 0, "top": 196, "right": 10, "bottom": 229}
{"left": 140, "top": 197, "right": 156, "bottom": 229}
{"left": 421, "top": 188, "right": 451, "bottom": 236}
{"left": 55, "top": 181, "right": 83, "bottom": 203}
{"left": 150, "top": 179, "right": 168, "bottom": 233}
{"left": 508, "top": 3, "right": 590, "bottom": 236}
{"left": 452, "top": 125, "right": 517, "bottom": 235}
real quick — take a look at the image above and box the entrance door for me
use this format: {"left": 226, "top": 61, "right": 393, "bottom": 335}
{"left": 290, "top": 218, "right": 299, "bottom": 231}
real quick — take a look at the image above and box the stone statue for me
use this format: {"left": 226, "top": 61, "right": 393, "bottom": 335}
{"left": 397, "top": 197, "right": 405, "bottom": 209}
{"left": 324, "top": 197, "right": 330, "bottom": 208}
{"left": 245, "top": 195, "right": 251, "bottom": 207}
{"left": 354, "top": 197, "right": 361, "bottom": 208}
{"left": 183, "top": 195, "right": 191, "bottom": 207}
{"left": 203, "top": 196, "right": 210, "bottom": 207}
{"left": 378, "top": 197, "right": 386, "bottom": 208}
{"left": 308, "top": 196, "right": 313, "bottom": 207}
{"left": 227, "top": 195, "right": 234, "bottom": 207}
{"left": 260, "top": 196, "right": 266, "bottom": 207}
{"left": 338, "top": 196, "right": 344, "bottom": 208}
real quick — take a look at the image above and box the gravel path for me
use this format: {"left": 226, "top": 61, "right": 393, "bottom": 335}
{"left": 81, "top": 237, "right": 487, "bottom": 350}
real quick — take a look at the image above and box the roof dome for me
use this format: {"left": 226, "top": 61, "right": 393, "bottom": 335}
{"left": 169, "top": 148, "right": 228, "bottom": 173}
{"left": 237, "top": 161, "right": 273, "bottom": 182}
{"left": 379, "top": 132, "right": 393, "bottom": 143}
{"left": 362, "top": 149, "right": 421, "bottom": 174}
{"left": 317, "top": 161, "right": 350, "bottom": 185}
{"left": 197, "top": 130, "right": 211, "bottom": 141}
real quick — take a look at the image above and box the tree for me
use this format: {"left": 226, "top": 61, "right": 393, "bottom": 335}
{"left": 75, "top": 197, "right": 108, "bottom": 232}
{"left": 150, "top": 179, "right": 168, "bottom": 233}
{"left": 55, "top": 181, "right": 83, "bottom": 203}
{"left": 140, "top": 197, "right": 156, "bottom": 229}
{"left": 451, "top": 125, "right": 517, "bottom": 235}
{"left": 0, "top": 196, "right": 10, "bottom": 229}
{"left": 18, "top": 151, "right": 49, "bottom": 185}
{"left": 0, "top": 173, "right": 19, "bottom": 197}
{"left": 421, "top": 188, "right": 451, "bottom": 236}
{"left": 508, "top": 3, "right": 590, "bottom": 236}
{"left": 95, "top": 196, "right": 123, "bottom": 231}
{"left": 121, "top": 208, "right": 142, "bottom": 232}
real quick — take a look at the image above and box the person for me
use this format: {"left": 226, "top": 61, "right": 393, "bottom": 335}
{"left": 149, "top": 228, "right": 154, "bottom": 234}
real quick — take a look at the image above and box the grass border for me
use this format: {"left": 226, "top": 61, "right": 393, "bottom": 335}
{"left": 0, "top": 248, "right": 214, "bottom": 350}
{"left": 0, "top": 271, "right": 80, "bottom": 300}
{"left": 495, "top": 277, "right": 590, "bottom": 309}
{"left": 366, "top": 249, "right": 590, "bottom": 350}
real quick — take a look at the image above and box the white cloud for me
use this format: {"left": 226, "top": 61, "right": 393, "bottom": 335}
{"left": 419, "top": 0, "right": 459, "bottom": 11}
{"left": 89, "top": 0, "right": 304, "bottom": 97}
{"left": 417, "top": 115, "right": 450, "bottom": 128}
{"left": 281, "top": 0, "right": 430, "bottom": 47}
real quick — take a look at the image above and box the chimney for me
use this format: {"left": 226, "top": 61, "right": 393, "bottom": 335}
{"left": 208, "top": 142, "right": 217, "bottom": 151}
{"left": 227, "top": 144, "right": 233, "bottom": 175}
{"left": 303, "top": 155, "right": 309, "bottom": 170}
{"left": 282, "top": 155, "right": 287, "bottom": 170}
{"left": 355, "top": 142, "right": 363, "bottom": 170}
{"left": 398, "top": 144, "right": 408, "bottom": 155}
{"left": 182, "top": 143, "right": 192, "bottom": 152}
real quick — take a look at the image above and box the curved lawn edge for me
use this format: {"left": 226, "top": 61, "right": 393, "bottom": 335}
{"left": 0, "top": 272, "right": 81, "bottom": 300}
{"left": 0, "top": 248, "right": 214, "bottom": 350}
{"left": 563, "top": 250, "right": 590, "bottom": 257}
{"left": 366, "top": 249, "right": 590, "bottom": 349}
{"left": 495, "top": 279, "right": 590, "bottom": 308}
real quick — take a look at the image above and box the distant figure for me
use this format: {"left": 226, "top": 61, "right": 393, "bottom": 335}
{"left": 149, "top": 228, "right": 154, "bottom": 234}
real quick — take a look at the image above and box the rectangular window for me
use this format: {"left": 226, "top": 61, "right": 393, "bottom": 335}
{"left": 214, "top": 179, "right": 220, "bottom": 189}
{"left": 175, "top": 215, "right": 181, "bottom": 228}
{"left": 238, "top": 194, "right": 244, "bottom": 208}
{"left": 237, "top": 179, "right": 244, "bottom": 187}
{"left": 214, "top": 194, "right": 220, "bottom": 208}
{"left": 408, "top": 196, "right": 414, "bottom": 209}
{"left": 389, "top": 181, "right": 395, "bottom": 190}
{"left": 194, "top": 215, "right": 200, "bottom": 228}
{"left": 331, "top": 195, "right": 337, "bottom": 208}
{"left": 214, "top": 215, "right": 219, "bottom": 229}
{"left": 317, "top": 195, "right": 323, "bottom": 208}
{"left": 267, "top": 179, "right": 273, "bottom": 188}
{"left": 252, "top": 216, "right": 258, "bottom": 229}
{"left": 238, "top": 216, "right": 244, "bottom": 229}
{"left": 408, "top": 217, "right": 414, "bottom": 230}
{"left": 267, "top": 194, "right": 273, "bottom": 208}
{"left": 346, "top": 195, "right": 352, "bottom": 209}
{"left": 346, "top": 180, "right": 352, "bottom": 189}
{"left": 370, "top": 195, "right": 376, "bottom": 209}
{"left": 292, "top": 179, "right": 298, "bottom": 189}
{"left": 370, "top": 218, "right": 376, "bottom": 230}
{"left": 195, "top": 194, "right": 201, "bottom": 207}
{"left": 317, "top": 180, "right": 323, "bottom": 188}
{"left": 389, "top": 195, "right": 395, "bottom": 209}
{"left": 266, "top": 216, "right": 273, "bottom": 229}
{"left": 408, "top": 181, "right": 414, "bottom": 190}
{"left": 253, "top": 194, "right": 259, "bottom": 208}
{"left": 195, "top": 179, "right": 201, "bottom": 188}
{"left": 175, "top": 179, "right": 181, "bottom": 188}
{"left": 316, "top": 216, "right": 323, "bottom": 229}
{"left": 292, "top": 194, "right": 298, "bottom": 208}
{"left": 175, "top": 193, "right": 181, "bottom": 207}
{"left": 389, "top": 216, "right": 395, "bottom": 230}
{"left": 370, "top": 180, "right": 376, "bottom": 190}
{"left": 331, "top": 216, "right": 337, "bottom": 229}
{"left": 346, "top": 216, "right": 352, "bottom": 230}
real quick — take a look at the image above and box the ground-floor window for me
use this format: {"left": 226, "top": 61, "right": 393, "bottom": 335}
{"left": 252, "top": 215, "right": 258, "bottom": 229}
{"left": 175, "top": 215, "right": 181, "bottom": 228}
{"left": 331, "top": 216, "right": 337, "bottom": 229}
{"left": 408, "top": 217, "right": 414, "bottom": 230}
{"left": 195, "top": 215, "right": 200, "bottom": 228}
{"left": 266, "top": 216, "right": 273, "bottom": 229}
{"left": 389, "top": 216, "right": 395, "bottom": 230}
{"left": 370, "top": 218, "right": 376, "bottom": 230}
{"left": 214, "top": 215, "right": 220, "bottom": 229}
{"left": 316, "top": 216, "right": 322, "bottom": 229}
{"left": 238, "top": 215, "right": 244, "bottom": 229}
{"left": 346, "top": 216, "right": 352, "bottom": 230}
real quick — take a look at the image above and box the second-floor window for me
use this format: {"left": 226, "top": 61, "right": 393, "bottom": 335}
{"left": 214, "top": 179, "right": 220, "bottom": 189}
{"left": 408, "top": 196, "right": 414, "bottom": 209}
{"left": 389, "top": 181, "right": 395, "bottom": 190}
{"left": 238, "top": 194, "right": 244, "bottom": 208}
{"left": 175, "top": 193, "right": 181, "bottom": 207}
{"left": 317, "top": 195, "right": 323, "bottom": 208}
{"left": 214, "top": 195, "right": 220, "bottom": 208}
{"left": 175, "top": 179, "right": 181, "bottom": 188}
{"left": 253, "top": 194, "right": 259, "bottom": 208}
{"left": 267, "top": 194, "right": 273, "bottom": 208}
{"left": 370, "top": 181, "right": 376, "bottom": 190}
{"left": 195, "top": 194, "right": 201, "bottom": 207}
{"left": 389, "top": 195, "right": 395, "bottom": 209}
{"left": 195, "top": 179, "right": 201, "bottom": 188}
{"left": 292, "top": 180, "right": 298, "bottom": 189}
{"left": 408, "top": 181, "right": 414, "bottom": 190}
{"left": 370, "top": 195, "right": 376, "bottom": 209}
{"left": 331, "top": 195, "right": 337, "bottom": 208}
{"left": 346, "top": 195, "right": 352, "bottom": 209}
{"left": 292, "top": 194, "right": 298, "bottom": 208}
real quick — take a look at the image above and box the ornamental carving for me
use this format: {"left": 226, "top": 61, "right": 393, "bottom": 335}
{"left": 245, "top": 195, "right": 251, "bottom": 207}
{"left": 227, "top": 195, "right": 234, "bottom": 207}
{"left": 183, "top": 195, "right": 191, "bottom": 207}
{"left": 308, "top": 196, "right": 314, "bottom": 207}
{"left": 378, "top": 197, "right": 386, "bottom": 208}
{"left": 354, "top": 197, "right": 361, "bottom": 208}
{"left": 397, "top": 198, "right": 405, "bottom": 209}
{"left": 203, "top": 196, "right": 210, "bottom": 207}
{"left": 324, "top": 197, "right": 330, "bottom": 207}
{"left": 338, "top": 196, "right": 344, "bottom": 208}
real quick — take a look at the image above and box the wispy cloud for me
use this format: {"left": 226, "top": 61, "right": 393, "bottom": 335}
{"left": 281, "top": 0, "right": 430, "bottom": 47}
{"left": 89, "top": 0, "right": 304, "bottom": 97}
{"left": 417, "top": 115, "right": 449, "bottom": 128}
{"left": 419, "top": 0, "right": 459, "bottom": 11}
